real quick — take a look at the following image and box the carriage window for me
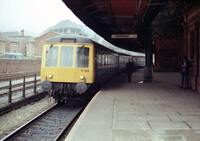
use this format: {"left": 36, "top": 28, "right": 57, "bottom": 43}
{"left": 60, "top": 47, "right": 74, "bottom": 67}
{"left": 76, "top": 47, "right": 89, "bottom": 67}
{"left": 46, "top": 46, "right": 58, "bottom": 66}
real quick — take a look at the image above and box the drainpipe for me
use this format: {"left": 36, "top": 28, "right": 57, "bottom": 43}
{"left": 195, "top": 22, "right": 199, "bottom": 91}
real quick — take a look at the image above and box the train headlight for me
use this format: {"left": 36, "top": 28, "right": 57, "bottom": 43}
{"left": 80, "top": 75, "right": 84, "bottom": 80}
{"left": 48, "top": 74, "right": 53, "bottom": 79}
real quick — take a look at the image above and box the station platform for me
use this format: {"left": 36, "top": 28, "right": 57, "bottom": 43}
{"left": 65, "top": 69, "right": 200, "bottom": 141}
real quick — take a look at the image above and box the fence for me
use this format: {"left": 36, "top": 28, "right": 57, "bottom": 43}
{"left": 0, "top": 74, "right": 41, "bottom": 103}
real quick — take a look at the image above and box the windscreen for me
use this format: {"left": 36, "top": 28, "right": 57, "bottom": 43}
{"left": 76, "top": 47, "right": 89, "bottom": 68}
{"left": 46, "top": 46, "right": 58, "bottom": 66}
{"left": 60, "top": 46, "right": 74, "bottom": 67}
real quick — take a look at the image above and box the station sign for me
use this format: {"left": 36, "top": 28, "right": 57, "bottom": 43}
{"left": 111, "top": 34, "right": 137, "bottom": 39}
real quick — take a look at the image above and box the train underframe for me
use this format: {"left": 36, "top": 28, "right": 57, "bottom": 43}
{"left": 47, "top": 82, "right": 93, "bottom": 103}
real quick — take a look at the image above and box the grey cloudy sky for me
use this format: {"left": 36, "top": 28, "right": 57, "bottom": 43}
{"left": 0, "top": 0, "right": 84, "bottom": 35}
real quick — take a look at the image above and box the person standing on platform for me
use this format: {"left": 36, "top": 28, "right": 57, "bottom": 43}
{"left": 180, "top": 56, "right": 192, "bottom": 89}
{"left": 125, "top": 58, "right": 133, "bottom": 83}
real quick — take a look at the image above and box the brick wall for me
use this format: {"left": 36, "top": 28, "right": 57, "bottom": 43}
{"left": 154, "top": 35, "right": 183, "bottom": 72}
{"left": 0, "top": 59, "right": 41, "bottom": 73}
{"left": 183, "top": 4, "right": 200, "bottom": 92}
{"left": 34, "top": 32, "right": 59, "bottom": 58}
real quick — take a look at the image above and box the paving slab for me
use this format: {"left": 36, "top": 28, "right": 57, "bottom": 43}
{"left": 116, "top": 115, "right": 171, "bottom": 122}
{"left": 65, "top": 69, "right": 200, "bottom": 141}
{"left": 149, "top": 121, "right": 191, "bottom": 130}
{"left": 186, "top": 122, "right": 200, "bottom": 129}
{"left": 169, "top": 115, "right": 200, "bottom": 122}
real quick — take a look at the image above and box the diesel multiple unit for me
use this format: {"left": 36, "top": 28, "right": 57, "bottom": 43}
{"left": 41, "top": 34, "right": 142, "bottom": 102}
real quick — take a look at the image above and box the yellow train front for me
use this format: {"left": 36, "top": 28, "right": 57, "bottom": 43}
{"left": 41, "top": 34, "right": 95, "bottom": 102}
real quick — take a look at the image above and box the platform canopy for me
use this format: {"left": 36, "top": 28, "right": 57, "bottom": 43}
{"left": 62, "top": 0, "right": 199, "bottom": 52}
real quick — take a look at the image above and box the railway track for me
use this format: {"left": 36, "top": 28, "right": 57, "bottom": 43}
{"left": 1, "top": 102, "right": 84, "bottom": 141}
{"left": 0, "top": 71, "right": 40, "bottom": 82}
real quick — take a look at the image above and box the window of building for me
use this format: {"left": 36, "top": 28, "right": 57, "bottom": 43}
{"left": 64, "top": 28, "right": 67, "bottom": 34}
{"left": 71, "top": 28, "right": 75, "bottom": 34}
{"left": 165, "top": 49, "right": 178, "bottom": 65}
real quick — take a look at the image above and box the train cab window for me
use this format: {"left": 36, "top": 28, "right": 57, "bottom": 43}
{"left": 46, "top": 46, "right": 58, "bottom": 67}
{"left": 76, "top": 47, "right": 89, "bottom": 68}
{"left": 60, "top": 46, "right": 74, "bottom": 67}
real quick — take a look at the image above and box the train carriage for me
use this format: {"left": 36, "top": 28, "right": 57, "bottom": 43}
{"left": 41, "top": 34, "right": 141, "bottom": 103}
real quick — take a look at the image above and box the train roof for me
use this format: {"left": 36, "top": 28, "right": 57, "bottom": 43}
{"left": 45, "top": 34, "right": 93, "bottom": 44}
{"left": 45, "top": 34, "right": 116, "bottom": 52}
{"left": 45, "top": 34, "right": 138, "bottom": 57}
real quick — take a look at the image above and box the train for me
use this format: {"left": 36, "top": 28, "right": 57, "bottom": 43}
{"left": 40, "top": 34, "right": 144, "bottom": 103}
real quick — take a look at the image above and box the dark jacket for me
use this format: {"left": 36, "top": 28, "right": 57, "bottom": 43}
{"left": 126, "top": 62, "right": 133, "bottom": 73}
{"left": 180, "top": 60, "right": 192, "bottom": 74}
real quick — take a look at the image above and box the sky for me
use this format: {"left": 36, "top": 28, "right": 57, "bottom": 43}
{"left": 0, "top": 0, "right": 143, "bottom": 55}
{"left": 0, "top": 0, "right": 84, "bottom": 35}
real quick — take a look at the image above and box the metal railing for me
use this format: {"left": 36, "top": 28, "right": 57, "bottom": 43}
{"left": 0, "top": 74, "right": 41, "bottom": 103}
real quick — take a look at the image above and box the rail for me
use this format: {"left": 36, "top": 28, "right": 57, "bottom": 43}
{"left": 1, "top": 104, "right": 58, "bottom": 141}
{"left": 0, "top": 71, "right": 40, "bottom": 81}
{"left": 1, "top": 103, "right": 84, "bottom": 141}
